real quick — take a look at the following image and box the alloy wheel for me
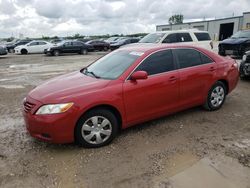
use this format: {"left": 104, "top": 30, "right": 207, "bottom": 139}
{"left": 81, "top": 116, "right": 112, "bottom": 145}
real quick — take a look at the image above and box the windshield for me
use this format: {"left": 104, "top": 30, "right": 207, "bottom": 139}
{"left": 231, "top": 31, "right": 250, "bottom": 39}
{"left": 82, "top": 50, "right": 143, "bottom": 80}
{"left": 139, "top": 33, "right": 165, "bottom": 43}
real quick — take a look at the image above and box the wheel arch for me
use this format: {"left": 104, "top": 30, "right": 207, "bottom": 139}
{"left": 217, "top": 79, "right": 229, "bottom": 94}
{"left": 75, "top": 104, "right": 123, "bottom": 133}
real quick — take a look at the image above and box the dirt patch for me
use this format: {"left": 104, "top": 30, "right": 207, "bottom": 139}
{"left": 0, "top": 54, "right": 249, "bottom": 188}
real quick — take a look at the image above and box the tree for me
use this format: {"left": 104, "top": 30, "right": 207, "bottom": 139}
{"left": 169, "top": 14, "right": 184, "bottom": 25}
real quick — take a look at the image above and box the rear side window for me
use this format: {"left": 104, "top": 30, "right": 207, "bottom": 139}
{"left": 163, "top": 34, "right": 178, "bottom": 43}
{"left": 135, "top": 50, "right": 175, "bottom": 75}
{"left": 178, "top": 33, "right": 193, "bottom": 42}
{"left": 175, "top": 49, "right": 202, "bottom": 68}
{"left": 194, "top": 33, "right": 211, "bottom": 41}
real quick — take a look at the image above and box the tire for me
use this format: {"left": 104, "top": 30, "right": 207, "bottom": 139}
{"left": 75, "top": 108, "right": 118, "bottom": 148}
{"left": 21, "top": 49, "right": 28, "bottom": 55}
{"left": 103, "top": 46, "right": 108, "bottom": 51}
{"left": 9, "top": 49, "right": 14, "bottom": 53}
{"left": 53, "top": 50, "right": 60, "bottom": 56}
{"left": 81, "top": 49, "right": 88, "bottom": 55}
{"left": 203, "top": 81, "right": 227, "bottom": 111}
{"left": 239, "top": 63, "right": 247, "bottom": 79}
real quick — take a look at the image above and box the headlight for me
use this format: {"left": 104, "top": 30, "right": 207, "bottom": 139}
{"left": 36, "top": 103, "right": 74, "bottom": 115}
{"left": 47, "top": 48, "right": 50, "bottom": 51}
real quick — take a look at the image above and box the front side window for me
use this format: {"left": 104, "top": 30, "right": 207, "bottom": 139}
{"left": 175, "top": 49, "right": 202, "bottom": 68}
{"left": 135, "top": 50, "right": 175, "bottom": 75}
{"left": 83, "top": 50, "right": 142, "bottom": 80}
{"left": 38, "top": 42, "right": 47, "bottom": 45}
{"left": 29, "top": 42, "right": 38, "bottom": 46}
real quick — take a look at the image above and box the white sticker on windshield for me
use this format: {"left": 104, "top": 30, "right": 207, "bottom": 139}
{"left": 129, "top": 51, "right": 144, "bottom": 56}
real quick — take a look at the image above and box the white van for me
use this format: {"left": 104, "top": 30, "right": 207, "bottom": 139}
{"left": 139, "top": 30, "right": 213, "bottom": 50}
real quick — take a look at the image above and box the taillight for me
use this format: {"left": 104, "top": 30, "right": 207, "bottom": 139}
{"left": 210, "top": 41, "right": 213, "bottom": 49}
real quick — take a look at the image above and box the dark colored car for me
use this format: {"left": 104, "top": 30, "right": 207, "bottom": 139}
{"left": 6, "top": 39, "right": 32, "bottom": 53}
{"left": 44, "top": 41, "right": 89, "bottom": 56}
{"left": 218, "top": 30, "right": 250, "bottom": 57}
{"left": 0, "top": 45, "right": 8, "bottom": 56}
{"left": 85, "top": 40, "right": 110, "bottom": 51}
{"left": 110, "top": 38, "right": 139, "bottom": 50}
{"left": 23, "top": 44, "right": 238, "bottom": 147}
{"left": 240, "top": 50, "right": 250, "bottom": 79}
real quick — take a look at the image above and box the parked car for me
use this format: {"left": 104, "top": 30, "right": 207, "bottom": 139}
{"left": 85, "top": 40, "right": 110, "bottom": 51}
{"left": 218, "top": 30, "right": 250, "bottom": 57}
{"left": 44, "top": 41, "right": 89, "bottom": 56}
{"left": 105, "top": 37, "right": 120, "bottom": 44}
{"left": 23, "top": 44, "right": 239, "bottom": 147}
{"left": 110, "top": 38, "right": 139, "bottom": 50}
{"left": 0, "top": 45, "right": 8, "bottom": 56}
{"left": 239, "top": 50, "right": 250, "bottom": 79}
{"left": 139, "top": 30, "right": 213, "bottom": 50}
{"left": 6, "top": 39, "right": 32, "bottom": 53}
{"left": 50, "top": 38, "right": 64, "bottom": 44}
{"left": 14, "top": 40, "right": 53, "bottom": 55}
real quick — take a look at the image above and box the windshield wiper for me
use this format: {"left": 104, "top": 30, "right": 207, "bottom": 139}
{"left": 83, "top": 68, "right": 100, "bottom": 79}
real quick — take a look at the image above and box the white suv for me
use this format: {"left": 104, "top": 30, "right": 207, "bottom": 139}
{"left": 139, "top": 30, "right": 213, "bottom": 50}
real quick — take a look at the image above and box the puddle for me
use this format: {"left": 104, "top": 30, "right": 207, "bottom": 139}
{"left": 153, "top": 155, "right": 250, "bottom": 188}
{"left": 0, "top": 85, "right": 25, "bottom": 89}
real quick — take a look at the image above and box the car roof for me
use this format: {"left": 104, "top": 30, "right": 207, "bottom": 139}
{"left": 152, "top": 29, "right": 209, "bottom": 34}
{"left": 118, "top": 43, "right": 207, "bottom": 53}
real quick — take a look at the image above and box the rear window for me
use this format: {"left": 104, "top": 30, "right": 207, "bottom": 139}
{"left": 194, "top": 33, "right": 211, "bottom": 41}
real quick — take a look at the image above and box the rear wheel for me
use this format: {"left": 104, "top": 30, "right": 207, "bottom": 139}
{"left": 53, "top": 50, "right": 60, "bottom": 56}
{"left": 203, "top": 81, "right": 226, "bottom": 111}
{"left": 75, "top": 109, "right": 118, "bottom": 148}
{"left": 21, "top": 49, "right": 28, "bottom": 55}
{"left": 103, "top": 46, "right": 108, "bottom": 51}
{"left": 81, "top": 49, "right": 88, "bottom": 55}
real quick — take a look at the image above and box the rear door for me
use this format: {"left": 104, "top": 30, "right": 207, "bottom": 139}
{"left": 173, "top": 48, "right": 217, "bottom": 108}
{"left": 62, "top": 42, "right": 74, "bottom": 53}
{"left": 123, "top": 49, "right": 180, "bottom": 124}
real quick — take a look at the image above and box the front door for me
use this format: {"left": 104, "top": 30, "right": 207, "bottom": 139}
{"left": 123, "top": 49, "right": 180, "bottom": 125}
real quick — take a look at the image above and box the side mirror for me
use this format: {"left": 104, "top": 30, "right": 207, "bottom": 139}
{"left": 130, "top": 71, "right": 148, "bottom": 81}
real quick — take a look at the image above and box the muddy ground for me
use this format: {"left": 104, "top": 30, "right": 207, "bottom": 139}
{"left": 0, "top": 52, "right": 249, "bottom": 188}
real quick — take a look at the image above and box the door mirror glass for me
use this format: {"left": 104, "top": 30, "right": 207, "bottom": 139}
{"left": 130, "top": 71, "right": 148, "bottom": 80}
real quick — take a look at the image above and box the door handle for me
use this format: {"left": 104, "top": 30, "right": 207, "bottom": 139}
{"left": 209, "top": 67, "right": 216, "bottom": 72}
{"left": 169, "top": 76, "right": 178, "bottom": 82}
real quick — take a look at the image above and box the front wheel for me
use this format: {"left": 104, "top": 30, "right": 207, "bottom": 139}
{"left": 75, "top": 109, "right": 118, "bottom": 148}
{"left": 203, "top": 81, "right": 226, "bottom": 111}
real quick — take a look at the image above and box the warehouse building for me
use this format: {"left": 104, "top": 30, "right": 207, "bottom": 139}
{"left": 156, "top": 12, "right": 250, "bottom": 41}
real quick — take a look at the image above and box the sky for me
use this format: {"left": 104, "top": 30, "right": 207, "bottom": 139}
{"left": 0, "top": 0, "right": 250, "bottom": 38}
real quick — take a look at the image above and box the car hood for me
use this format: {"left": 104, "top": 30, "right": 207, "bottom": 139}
{"left": 28, "top": 71, "right": 111, "bottom": 103}
{"left": 220, "top": 38, "right": 249, "bottom": 45}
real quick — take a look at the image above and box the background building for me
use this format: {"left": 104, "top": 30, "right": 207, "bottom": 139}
{"left": 156, "top": 12, "right": 250, "bottom": 41}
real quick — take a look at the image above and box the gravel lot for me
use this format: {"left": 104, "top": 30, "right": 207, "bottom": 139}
{"left": 0, "top": 52, "right": 249, "bottom": 188}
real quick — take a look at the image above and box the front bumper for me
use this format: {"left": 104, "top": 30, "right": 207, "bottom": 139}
{"left": 218, "top": 44, "right": 243, "bottom": 56}
{"left": 23, "top": 96, "right": 77, "bottom": 144}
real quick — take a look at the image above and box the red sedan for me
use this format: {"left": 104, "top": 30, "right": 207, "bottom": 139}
{"left": 23, "top": 44, "right": 239, "bottom": 147}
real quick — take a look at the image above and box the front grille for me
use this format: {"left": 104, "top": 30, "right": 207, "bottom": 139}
{"left": 23, "top": 101, "right": 35, "bottom": 113}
